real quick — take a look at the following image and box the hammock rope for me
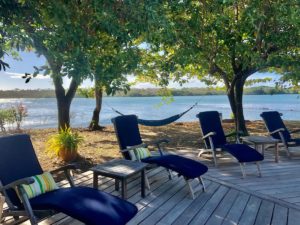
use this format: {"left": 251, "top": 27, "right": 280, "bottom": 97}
{"left": 107, "top": 102, "right": 198, "bottom": 127}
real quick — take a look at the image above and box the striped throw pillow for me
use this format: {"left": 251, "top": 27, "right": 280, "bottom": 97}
{"left": 21, "top": 172, "right": 58, "bottom": 199}
{"left": 134, "top": 147, "right": 152, "bottom": 160}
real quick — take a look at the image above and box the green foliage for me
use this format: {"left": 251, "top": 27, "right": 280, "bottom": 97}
{"left": 0, "top": 108, "right": 16, "bottom": 132}
{"left": 136, "top": 0, "right": 300, "bottom": 133}
{"left": 245, "top": 78, "right": 273, "bottom": 87}
{"left": 230, "top": 112, "right": 235, "bottom": 120}
{"left": 1, "top": 1, "right": 171, "bottom": 128}
{"left": 46, "top": 127, "right": 83, "bottom": 157}
{"left": 77, "top": 88, "right": 94, "bottom": 98}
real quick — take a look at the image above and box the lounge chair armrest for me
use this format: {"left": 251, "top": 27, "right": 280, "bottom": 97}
{"left": 0, "top": 177, "right": 34, "bottom": 191}
{"left": 50, "top": 163, "right": 79, "bottom": 174}
{"left": 202, "top": 132, "right": 216, "bottom": 140}
{"left": 148, "top": 139, "right": 170, "bottom": 156}
{"left": 290, "top": 129, "right": 300, "bottom": 134}
{"left": 121, "top": 143, "right": 148, "bottom": 153}
{"left": 148, "top": 139, "right": 170, "bottom": 146}
{"left": 225, "top": 130, "right": 245, "bottom": 137}
{"left": 50, "top": 163, "right": 79, "bottom": 188}
{"left": 270, "top": 128, "right": 285, "bottom": 135}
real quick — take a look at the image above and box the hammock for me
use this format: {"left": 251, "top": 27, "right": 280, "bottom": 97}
{"left": 109, "top": 103, "right": 198, "bottom": 127}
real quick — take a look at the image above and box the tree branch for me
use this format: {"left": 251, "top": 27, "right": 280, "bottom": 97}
{"left": 209, "top": 64, "right": 230, "bottom": 89}
{"left": 66, "top": 78, "right": 79, "bottom": 101}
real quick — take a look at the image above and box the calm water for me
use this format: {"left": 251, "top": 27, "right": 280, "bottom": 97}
{"left": 0, "top": 94, "right": 299, "bottom": 129}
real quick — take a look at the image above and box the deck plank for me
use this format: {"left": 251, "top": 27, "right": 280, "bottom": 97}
{"left": 221, "top": 192, "right": 250, "bottom": 225}
{"left": 188, "top": 185, "right": 229, "bottom": 225}
{"left": 288, "top": 208, "right": 300, "bottom": 225}
{"left": 128, "top": 179, "right": 186, "bottom": 225}
{"left": 238, "top": 196, "right": 262, "bottom": 225}
{"left": 205, "top": 189, "right": 239, "bottom": 225}
{"left": 271, "top": 205, "right": 288, "bottom": 225}
{"left": 172, "top": 182, "right": 220, "bottom": 225}
{"left": 156, "top": 181, "right": 213, "bottom": 225}
{"left": 254, "top": 200, "right": 274, "bottom": 225}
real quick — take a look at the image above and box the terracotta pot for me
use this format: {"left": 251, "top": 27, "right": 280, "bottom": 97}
{"left": 59, "top": 148, "right": 78, "bottom": 162}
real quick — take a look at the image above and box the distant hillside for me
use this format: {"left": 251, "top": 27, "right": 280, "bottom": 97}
{"left": 0, "top": 89, "right": 56, "bottom": 98}
{"left": 116, "top": 86, "right": 298, "bottom": 97}
{"left": 0, "top": 86, "right": 298, "bottom": 98}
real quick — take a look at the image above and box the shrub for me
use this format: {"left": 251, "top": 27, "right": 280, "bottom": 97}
{"left": 0, "top": 108, "right": 16, "bottom": 132}
{"left": 46, "top": 127, "right": 83, "bottom": 161}
{"left": 13, "top": 103, "right": 28, "bottom": 130}
{"left": 0, "top": 103, "right": 28, "bottom": 132}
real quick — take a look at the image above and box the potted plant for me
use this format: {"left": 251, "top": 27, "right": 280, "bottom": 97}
{"left": 46, "top": 127, "right": 83, "bottom": 162}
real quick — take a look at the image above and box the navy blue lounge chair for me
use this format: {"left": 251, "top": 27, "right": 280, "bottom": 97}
{"left": 112, "top": 115, "right": 208, "bottom": 199}
{"left": 261, "top": 111, "right": 300, "bottom": 157}
{"left": 197, "top": 111, "right": 264, "bottom": 177}
{"left": 0, "top": 134, "right": 137, "bottom": 225}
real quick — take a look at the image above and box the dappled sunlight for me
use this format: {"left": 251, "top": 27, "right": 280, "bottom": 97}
{"left": 24, "top": 120, "right": 300, "bottom": 175}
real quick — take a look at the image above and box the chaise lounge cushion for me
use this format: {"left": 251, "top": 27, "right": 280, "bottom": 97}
{"left": 222, "top": 144, "right": 264, "bottom": 163}
{"left": 141, "top": 155, "right": 208, "bottom": 179}
{"left": 29, "top": 186, "right": 137, "bottom": 225}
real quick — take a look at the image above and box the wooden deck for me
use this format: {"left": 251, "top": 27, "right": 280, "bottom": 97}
{"left": 3, "top": 149, "right": 300, "bottom": 225}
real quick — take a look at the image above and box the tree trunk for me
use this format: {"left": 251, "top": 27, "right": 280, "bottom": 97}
{"left": 234, "top": 77, "right": 248, "bottom": 135}
{"left": 89, "top": 81, "right": 104, "bottom": 130}
{"left": 53, "top": 76, "right": 78, "bottom": 130}
{"left": 29, "top": 34, "right": 78, "bottom": 131}
{"left": 56, "top": 97, "right": 72, "bottom": 129}
{"left": 226, "top": 77, "right": 248, "bottom": 135}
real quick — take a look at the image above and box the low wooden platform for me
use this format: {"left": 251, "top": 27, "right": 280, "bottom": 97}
{"left": 206, "top": 150, "right": 300, "bottom": 208}
{"left": 3, "top": 147, "right": 300, "bottom": 225}
{"left": 3, "top": 150, "right": 300, "bottom": 225}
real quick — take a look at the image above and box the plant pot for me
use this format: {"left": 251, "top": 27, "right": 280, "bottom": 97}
{"left": 59, "top": 148, "right": 78, "bottom": 162}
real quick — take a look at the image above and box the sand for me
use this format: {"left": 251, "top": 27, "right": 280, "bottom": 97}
{"left": 19, "top": 120, "right": 300, "bottom": 172}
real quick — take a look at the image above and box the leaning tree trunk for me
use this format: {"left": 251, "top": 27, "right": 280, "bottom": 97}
{"left": 227, "top": 77, "right": 248, "bottom": 136}
{"left": 53, "top": 76, "right": 78, "bottom": 130}
{"left": 89, "top": 81, "right": 104, "bottom": 130}
{"left": 29, "top": 35, "right": 79, "bottom": 131}
{"left": 234, "top": 77, "right": 248, "bottom": 135}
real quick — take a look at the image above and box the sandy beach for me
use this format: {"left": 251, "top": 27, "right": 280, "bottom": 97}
{"left": 19, "top": 120, "right": 300, "bottom": 172}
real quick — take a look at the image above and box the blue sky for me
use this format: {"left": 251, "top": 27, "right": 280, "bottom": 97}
{"left": 0, "top": 51, "right": 280, "bottom": 90}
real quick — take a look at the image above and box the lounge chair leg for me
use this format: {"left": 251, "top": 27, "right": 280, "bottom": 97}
{"left": 213, "top": 151, "right": 218, "bottom": 167}
{"left": 145, "top": 174, "right": 150, "bottom": 190}
{"left": 256, "top": 162, "right": 262, "bottom": 177}
{"left": 18, "top": 187, "right": 38, "bottom": 225}
{"left": 285, "top": 146, "right": 291, "bottom": 159}
{"left": 240, "top": 163, "right": 246, "bottom": 178}
{"left": 198, "top": 177, "right": 206, "bottom": 192}
{"left": 167, "top": 169, "right": 173, "bottom": 180}
{"left": 184, "top": 177, "right": 195, "bottom": 199}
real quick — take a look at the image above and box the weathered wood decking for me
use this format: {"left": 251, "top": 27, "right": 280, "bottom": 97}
{"left": 3, "top": 149, "right": 300, "bottom": 225}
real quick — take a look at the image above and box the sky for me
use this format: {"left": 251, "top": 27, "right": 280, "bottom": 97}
{"left": 0, "top": 51, "right": 280, "bottom": 90}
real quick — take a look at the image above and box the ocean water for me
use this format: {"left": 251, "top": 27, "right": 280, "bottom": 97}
{"left": 0, "top": 94, "right": 299, "bottom": 129}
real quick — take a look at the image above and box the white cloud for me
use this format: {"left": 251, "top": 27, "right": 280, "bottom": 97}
{"left": 7, "top": 72, "right": 51, "bottom": 80}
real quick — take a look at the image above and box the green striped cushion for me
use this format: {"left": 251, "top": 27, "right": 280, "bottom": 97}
{"left": 133, "top": 147, "right": 151, "bottom": 160}
{"left": 21, "top": 172, "right": 58, "bottom": 199}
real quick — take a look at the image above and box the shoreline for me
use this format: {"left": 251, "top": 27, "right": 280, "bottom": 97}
{"left": 0, "top": 93, "right": 299, "bottom": 99}
{"left": 5, "top": 120, "right": 299, "bottom": 172}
